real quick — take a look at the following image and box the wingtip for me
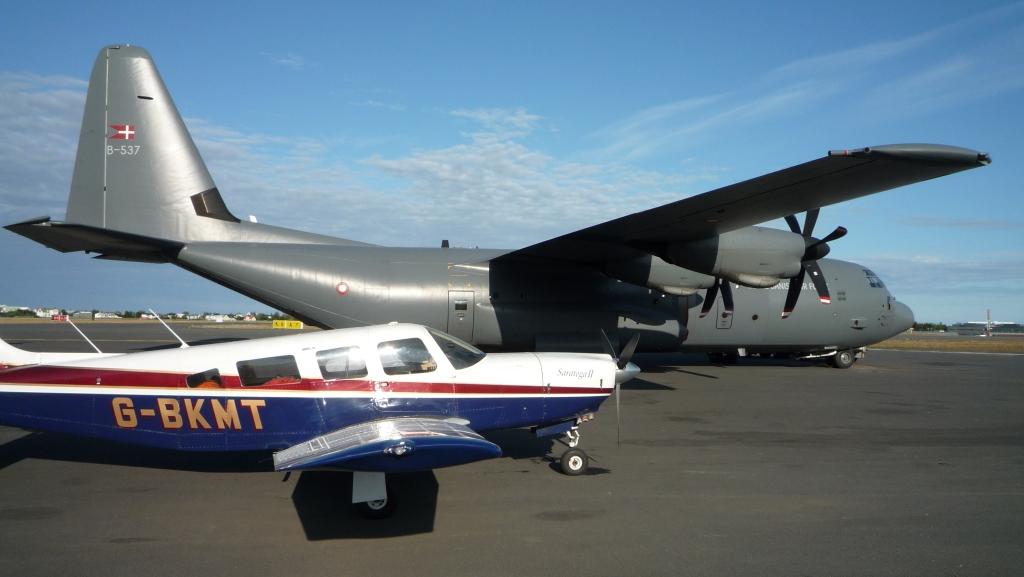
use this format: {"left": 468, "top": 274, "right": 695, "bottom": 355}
{"left": 840, "top": 143, "right": 992, "bottom": 167}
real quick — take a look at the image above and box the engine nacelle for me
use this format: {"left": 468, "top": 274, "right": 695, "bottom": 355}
{"left": 604, "top": 255, "right": 716, "bottom": 295}
{"left": 663, "top": 226, "right": 804, "bottom": 287}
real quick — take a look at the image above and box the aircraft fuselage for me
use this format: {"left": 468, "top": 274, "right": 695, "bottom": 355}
{"left": 174, "top": 241, "right": 911, "bottom": 353}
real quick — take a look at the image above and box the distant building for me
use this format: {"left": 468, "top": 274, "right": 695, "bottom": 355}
{"left": 71, "top": 311, "right": 94, "bottom": 320}
{"left": 33, "top": 308, "right": 61, "bottom": 318}
{"left": 204, "top": 314, "right": 235, "bottom": 323}
{"left": 93, "top": 311, "right": 123, "bottom": 319}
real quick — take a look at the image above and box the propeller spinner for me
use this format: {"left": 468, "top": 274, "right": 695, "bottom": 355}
{"left": 781, "top": 209, "right": 847, "bottom": 318}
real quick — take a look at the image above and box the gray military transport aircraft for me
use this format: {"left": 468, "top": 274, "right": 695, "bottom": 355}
{"left": 7, "top": 46, "right": 990, "bottom": 368}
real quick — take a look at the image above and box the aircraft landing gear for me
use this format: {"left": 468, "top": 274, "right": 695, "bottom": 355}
{"left": 351, "top": 471, "right": 396, "bottom": 519}
{"left": 558, "top": 427, "right": 590, "bottom": 476}
{"left": 534, "top": 416, "right": 595, "bottom": 476}
{"left": 354, "top": 493, "right": 396, "bottom": 519}
{"left": 832, "top": 349, "right": 855, "bottom": 369}
{"left": 560, "top": 447, "right": 589, "bottom": 476}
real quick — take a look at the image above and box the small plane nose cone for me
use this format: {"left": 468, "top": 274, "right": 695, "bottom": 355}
{"left": 892, "top": 301, "right": 915, "bottom": 334}
{"left": 615, "top": 361, "right": 641, "bottom": 385}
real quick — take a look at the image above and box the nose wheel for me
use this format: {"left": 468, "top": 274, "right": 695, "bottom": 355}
{"left": 558, "top": 427, "right": 590, "bottom": 475}
{"left": 560, "top": 447, "right": 589, "bottom": 475}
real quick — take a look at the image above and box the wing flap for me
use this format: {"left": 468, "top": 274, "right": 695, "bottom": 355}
{"left": 497, "top": 144, "right": 990, "bottom": 264}
{"left": 272, "top": 417, "right": 502, "bottom": 473}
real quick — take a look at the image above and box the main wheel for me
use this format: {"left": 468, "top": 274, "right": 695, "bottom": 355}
{"left": 832, "top": 349, "right": 855, "bottom": 369}
{"left": 354, "top": 494, "right": 396, "bottom": 519}
{"left": 560, "top": 448, "right": 589, "bottom": 476}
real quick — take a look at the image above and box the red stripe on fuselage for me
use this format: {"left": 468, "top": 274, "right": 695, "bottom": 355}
{"left": 0, "top": 365, "right": 608, "bottom": 396}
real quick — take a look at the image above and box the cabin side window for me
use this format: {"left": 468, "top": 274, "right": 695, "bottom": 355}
{"left": 186, "top": 368, "right": 223, "bottom": 389}
{"left": 236, "top": 355, "right": 301, "bottom": 387}
{"left": 378, "top": 338, "right": 437, "bottom": 375}
{"left": 316, "top": 346, "right": 368, "bottom": 379}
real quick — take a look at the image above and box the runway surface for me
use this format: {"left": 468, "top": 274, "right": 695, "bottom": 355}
{"left": 1, "top": 322, "right": 1022, "bottom": 576}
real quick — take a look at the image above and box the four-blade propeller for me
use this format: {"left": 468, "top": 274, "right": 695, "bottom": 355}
{"left": 781, "top": 208, "right": 847, "bottom": 318}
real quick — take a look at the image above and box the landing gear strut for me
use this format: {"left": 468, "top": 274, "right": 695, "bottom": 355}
{"left": 534, "top": 415, "right": 596, "bottom": 476}
{"left": 351, "top": 471, "right": 396, "bottom": 519}
{"left": 559, "top": 426, "right": 590, "bottom": 476}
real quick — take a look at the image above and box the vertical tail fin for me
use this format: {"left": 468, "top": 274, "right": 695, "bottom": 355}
{"left": 6, "top": 45, "right": 358, "bottom": 258}
{"left": 67, "top": 45, "right": 238, "bottom": 241}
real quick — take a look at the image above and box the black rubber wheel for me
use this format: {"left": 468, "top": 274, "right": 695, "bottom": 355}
{"left": 832, "top": 349, "right": 855, "bottom": 369}
{"left": 353, "top": 494, "right": 396, "bottom": 519}
{"left": 560, "top": 448, "right": 589, "bottom": 476}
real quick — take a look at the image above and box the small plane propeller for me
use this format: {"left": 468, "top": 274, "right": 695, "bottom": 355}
{"left": 781, "top": 208, "right": 848, "bottom": 318}
{"left": 698, "top": 277, "right": 734, "bottom": 319}
{"left": 599, "top": 330, "right": 641, "bottom": 446}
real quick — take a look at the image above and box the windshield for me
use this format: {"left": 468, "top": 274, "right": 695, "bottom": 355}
{"left": 427, "top": 328, "right": 486, "bottom": 370}
{"left": 863, "top": 268, "right": 885, "bottom": 288}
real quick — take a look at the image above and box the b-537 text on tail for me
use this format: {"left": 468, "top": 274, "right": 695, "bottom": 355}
{"left": 7, "top": 46, "right": 989, "bottom": 359}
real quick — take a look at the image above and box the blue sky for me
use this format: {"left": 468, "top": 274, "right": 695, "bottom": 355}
{"left": 1, "top": 1, "right": 1022, "bottom": 323}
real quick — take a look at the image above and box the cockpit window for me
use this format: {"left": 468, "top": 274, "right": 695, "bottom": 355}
{"left": 378, "top": 338, "right": 437, "bottom": 375}
{"left": 427, "top": 327, "right": 486, "bottom": 370}
{"left": 863, "top": 269, "right": 885, "bottom": 288}
{"left": 317, "top": 346, "right": 367, "bottom": 380}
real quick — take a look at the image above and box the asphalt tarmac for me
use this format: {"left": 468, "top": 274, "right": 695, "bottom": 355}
{"left": 1, "top": 322, "right": 1022, "bottom": 577}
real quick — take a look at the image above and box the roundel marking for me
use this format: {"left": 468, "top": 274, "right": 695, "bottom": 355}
{"left": 336, "top": 282, "right": 350, "bottom": 296}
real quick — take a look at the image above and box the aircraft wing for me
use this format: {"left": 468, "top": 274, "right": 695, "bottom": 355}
{"left": 495, "top": 144, "right": 990, "bottom": 264}
{"left": 272, "top": 417, "right": 502, "bottom": 473}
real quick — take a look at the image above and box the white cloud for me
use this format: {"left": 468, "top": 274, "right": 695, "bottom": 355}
{"left": 590, "top": 4, "right": 1024, "bottom": 161}
{"left": 0, "top": 73, "right": 86, "bottom": 219}
{"left": 364, "top": 108, "right": 718, "bottom": 247}
{"left": 450, "top": 107, "right": 542, "bottom": 139}
{"left": 269, "top": 53, "right": 307, "bottom": 70}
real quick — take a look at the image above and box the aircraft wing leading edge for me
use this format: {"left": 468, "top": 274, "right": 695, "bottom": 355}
{"left": 496, "top": 144, "right": 990, "bottom": 264}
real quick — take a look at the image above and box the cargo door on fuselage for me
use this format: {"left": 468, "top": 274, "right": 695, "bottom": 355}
{"left": 447, "top": 290, "right": 475, "bottom": 342}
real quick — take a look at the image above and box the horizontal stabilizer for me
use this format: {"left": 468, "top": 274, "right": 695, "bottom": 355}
{"left": 272, "top": 417, "right": 501, "bottom": 473}
{"left": 5, "top": 217, "right": 182, "bottom": 262}
{"left": 0, "top": 335, "right": 114, "bottom": 368}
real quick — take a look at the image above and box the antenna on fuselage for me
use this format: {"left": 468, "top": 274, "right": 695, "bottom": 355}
{"left": 65, "top": 318, "right": 102, "bottom": 353}
{"left": 149, "top": 309, "right": 189, "bottom": 348}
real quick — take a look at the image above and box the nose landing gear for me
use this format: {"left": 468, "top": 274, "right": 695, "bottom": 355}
{"left": 559, "top": 426, "right": 590, "bottom": 476}
{"left": 534, "top": 415, "right": 595, "bottom": 476}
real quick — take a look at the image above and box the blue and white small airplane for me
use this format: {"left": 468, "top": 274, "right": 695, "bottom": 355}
{"left": 0, "top": 323, "right": 638, "bottom": 517}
